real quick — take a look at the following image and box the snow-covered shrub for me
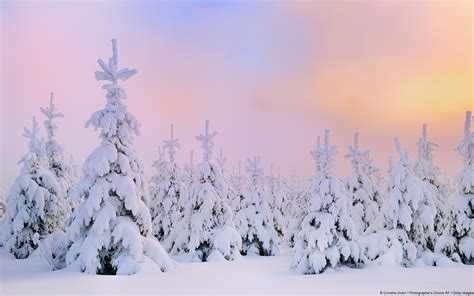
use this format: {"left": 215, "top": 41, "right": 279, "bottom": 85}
{"left": 291, "top": 130, "right": 363, "bottom": 274}
{"left": 149, "top": 125, "right": 188, "bottom": 243}
{"left": 51, "top": 39, "right": 172, "bottom": 275}
{"left": 436, "top": 111, "right": 474, "bottom": 265}
{"left": 235, "top": 156, "right": 279, "bottom": 256}
{"left": 166, "top": 120, "right": 241, "bottom": 261}
{"left": 358, "top": 229, "right": 417, "bottom": 267}
{"left": 344, "top": 132, "right": 382, "bottom": 234}
{"left": 3, "top": 117, "right": 65, "bottom": 259}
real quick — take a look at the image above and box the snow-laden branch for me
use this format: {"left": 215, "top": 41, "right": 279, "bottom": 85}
{"left": 196, "top": 120, "right": 217, "bottom": 162}
{"left": 40, "top": 93, "right": 64, "bottom": 139}
{"left": 164, "top": 124, "right": 180, "bottom": 163}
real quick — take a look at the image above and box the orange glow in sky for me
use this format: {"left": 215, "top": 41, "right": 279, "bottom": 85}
{"left": 0, "top": 1, "right": 472, "bottom": 190}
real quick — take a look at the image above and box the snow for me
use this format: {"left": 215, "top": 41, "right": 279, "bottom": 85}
{"left": 1, "top": 248, "right": 472, "bottom": 295}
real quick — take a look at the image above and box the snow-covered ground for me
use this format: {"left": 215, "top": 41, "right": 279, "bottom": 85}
{"left": 1, "top": 248, "right": 472, "bottom": 295}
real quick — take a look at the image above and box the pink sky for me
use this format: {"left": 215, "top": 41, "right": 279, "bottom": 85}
{"left": 1, "top": 1, "right": 472, "bottom": 191}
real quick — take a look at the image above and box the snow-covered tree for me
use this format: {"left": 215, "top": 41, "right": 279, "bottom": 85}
{"left": 413, "top": 124, "right": 449, "bottom": 238}
{"left": 216, "top": 149, "right": 228, "bottom": 179}
{"left": 436, "top": 111, "right": 474, "bottom": 264}
{"left": 285, "top": 167, "right": 307, "bottom": 248}
{"left": 40, "top": 93, "right": 75, "bottom": 216}
{"left": 149, "top": 125, "right": 188, "bottom": 243}
{"left": 228, "top": 161, "right": 247, "bottom": 217}
{"left": 291, "top": 130, "right": 362, "bottom": 274}
{"left": 265, "top": 164, "right": 287, "bottom": 240}
{"left": 0, "top": 189, "right": 5, "bottom": 218}
{"left": 234, "top": 156, "right": 279, "bottom": 256}
{"left": 344, "top": 132, "right": 381, "bottom": 234}
{"left": 3, "top": 117, "right": 64, "bottom": 259}
{"left": 369, "top": 137, "right": 439, "bottom": 262}
{"left": 182, "top": 150, "right": 194, "bottom": 189}
{"left": 414, "top": 124, "right": 450, "bottom": 196}
{"left": 51, "top": 39, "right": 172, "bottom": 275}
{"left": 166, "top": 120, "right": 241, "bottom": 262}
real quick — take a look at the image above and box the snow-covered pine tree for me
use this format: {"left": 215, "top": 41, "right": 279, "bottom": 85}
{"left": 436, "top": 111, "right": 474, "bottom": 264}
{"left": 0, "top": 189, "right": 5, "bottom": 218}
{"left": 235, "top": 156, "right": 279, "bottom": 256}
{"left": 285, "top": 167, "right": 307, "bottom": 248}
{"left": 40, "top": 93, "right": 75, "bottom": 216}
{"left": 167, "top": 120, "right": 241, "bottom": 261}
{"left": 291, "top": 130, "right": 362, "bottom": 274}
{"left": 365, "top": 137, "right": 439, "bottom": 265}
{"left": 54, "top": 39, "right": 172, "bottom": 275}
{"left": 414, "top": 124, "right": 451, "bottom": 197}
{"left": 344, "top": 132, "right": 381, "bottom": 234}
{"left": 182, "top": 150, "right": 194, "bottom": 189}
{"left": 413, "top": 124, "right": 449, "bottom": 239}
{"left": 228, "top": 161, "right": 247, "bottom": 217}
{"left": 149, "top": 125, "right": 188, "bottom": 243}
{"left": 216, "top": 149, "right": 228, "bottom": 179}
{"left": 3, "top": 117, "right": 64, "bottom": 259}
{"left": 265, "top": 164, "right": 287, "bottom": 240}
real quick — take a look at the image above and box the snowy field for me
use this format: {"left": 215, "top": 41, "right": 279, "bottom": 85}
{"left": 1, "top": 248, "right": 472, "bottom": 295}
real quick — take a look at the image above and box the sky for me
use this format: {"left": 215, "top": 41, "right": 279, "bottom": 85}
{"left": 0, "top": 0, "right": 472, "bottom": 191}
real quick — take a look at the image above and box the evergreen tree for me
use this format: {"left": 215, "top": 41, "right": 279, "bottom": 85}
{"left": 344, "top": 132, "right": 381, "bottom": 234}
{"left": 167, "top": 120, "right": 241, "bottom": 261}
{"left": 3, "top": 117, "right": 64, "bottom": 259}
{"left": 228, "top": 161, "right": 247, "bottom": 218}
{"left": 40, "top": 93, "right": 75, "bottom": 216}
{"left": 413, "top": 124, "right": 449, "bottom": 239}
{"left": 235, "top": 156, "right": 279, "bottom": 256}
{"left": 436, "top": 111, "right": 474, "bottom": 264}
{"left": 53, "top": 39, "right": 172, "bottom": 274}
{"left": 291, "top": 130, "right": 362, "bottom": 274}
{"left": 216, "top": 149, "right": 228, "bottom": 180}
{"left": 285, "top": 167, "right": 307, "bottom": 248}
{"left": 0, "top": 189, "right": 5, "bottom": 218}
{"left": 367, "top": 137, "right": 438, "bottom": 264}
{"left": 149, "top": 125, "right": 188, "bottom": 243}
{"left": 182, "top": 150, "right": 194, "bottom": 189}
{"left": 265, "top": 164, "right": 287, "bottom": 240}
